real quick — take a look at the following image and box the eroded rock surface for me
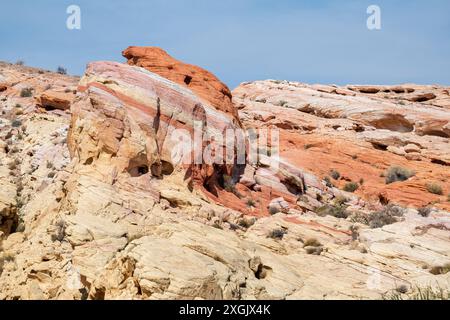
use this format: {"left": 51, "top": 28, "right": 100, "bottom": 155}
{"left": 0, "top": 58, "right": 449, "bottom": 300}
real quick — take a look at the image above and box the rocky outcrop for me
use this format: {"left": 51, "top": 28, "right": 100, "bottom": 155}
{"left": 0, "top": 58, "right": 449, "bottom": 300}
{"left": 36, "top": 90, "right": 75, "bottom": 111}
{"left": 123, "top": 46, "right": 236, "bottom": 118}
{"left": 234, "top": 80, "right": 450, "bottom": 210}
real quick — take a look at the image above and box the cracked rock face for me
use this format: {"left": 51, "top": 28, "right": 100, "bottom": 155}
{"left": 0, "top": 56, "right": 449, "bottom": 300}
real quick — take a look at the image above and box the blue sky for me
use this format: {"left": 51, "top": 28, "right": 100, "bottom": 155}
{"left": 1, "top": 0, "right": 449, "bottom": 88}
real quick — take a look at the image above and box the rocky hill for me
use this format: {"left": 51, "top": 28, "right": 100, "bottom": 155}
{"left": 0, "top": 49, "right": 449, "bottom": 300}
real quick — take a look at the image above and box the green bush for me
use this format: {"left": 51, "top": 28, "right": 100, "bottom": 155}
{"left": 383, "top": 286, "right": 449, "bottom": 300}
{"left": 343, "top": 182, "right": 359, "bottom": 193}
{"left": 385, "top": 166, "right": 415, "bottom": 184}
{"left": 316, "top": 204, "right": 349, "bottom": 219}
{"left": 426, "top": 183, "right": 443, "bottom": 195}
{"left": 369, "top": 204, "right": 404, "bottom": 229}
{"left": 417, "top": 207, "right": 432, "bottom": 217}
{"left": 20, "top": 87, "right": 33, "bottom": 98}
{"left": 269, "top": 229, "right": 287, "bottom": 240}
{"left": 56, "top": 66, "right": 67, "bottom": 75}
{"left": 330, "top": 169, "right": 341, "bottom": 180}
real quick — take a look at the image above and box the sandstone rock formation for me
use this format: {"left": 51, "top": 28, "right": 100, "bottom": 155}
{"left": 234, "top": 80, "right": 450, "bottom": 210}
{"left": 123, "top": 46, "right": 236, "bottom": 118}
{"left": 0, "top": 56, "right": 449, "bottom": 300}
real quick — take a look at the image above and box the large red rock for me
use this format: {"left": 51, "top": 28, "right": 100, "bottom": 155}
{"left": 122, "top": 46, "right": 236, "bottom": 119}
{"left": 36, "top": 90, "right": 75, "bottom": 111}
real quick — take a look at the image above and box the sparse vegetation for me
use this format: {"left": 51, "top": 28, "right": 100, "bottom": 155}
{"left": 15, "top": 60, "right": 24, "bottom": 66}
{"left": 48, "top": 171, "right": 56, "bottom": 179}
{"left": 238, "top": 218, "right": 254, "bottom": 229}
{"left": 343, "top": 182, "right": 359, "bottom": 193}
{"left": 368, "top": 204, "right": 405, "bottom": 229}
{"left": 417, "top": 207, "right": 432, "bottom": 217}
{"left": 323, "top": 176, "right": 334, "bottom": 188}
{"left": 246, "top": 198, "right": 256, "bottom": 208}
{"left": 383, "top": 286, "right": 449, "bottom": 300}
{"left": 426, "top": 183, "right": 443, "bottom": 195}
{"left": 303, "top": 238, "right": 322, "bottom": 248}
{"left": 276, "top": 100, "right": 288, "bottom": 107}
{"left": 334, "top": 195, "right": 348, "bottom": 206}
{"left": 51, "top": 220, "right": 66, "bottom": 242}
{"left": 269, "top": 229, "right": 287, "bottom": 240}
{"left": 11, "top": 119, "right": 22, "bottom": 127}
{"left": 385, "top": 166, "right": 415, "bottom": 184}
{"left": 56, "top": 66, "right": 67, "bottom": 75}
{"left": 304, "top": 144, "right": 314, "bottom": 150}
{"left": 330, "top": 169, "right": 341, "bottom": 180}
{"left": 20, "top": 87, "right": 33, "bottom": 98}
{"left": 429, "top": 263, "right": 450, "bottom": 275}
{"left": 269, "top": 206, "right": 280, "bottom": 215}
{"left": 316, "top": 204, "right": 349, "bottom": 219}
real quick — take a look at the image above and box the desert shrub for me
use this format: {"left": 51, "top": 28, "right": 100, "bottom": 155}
{"left": 223, "top": 175, "right": 235, "bottom": 192}
{"left": 238, "top": 218, "right": 254, "bottom": 229}
{"left": 15, "top": 60, "right": 25, "bottom": 66}
{"left": 385, "top": 166, "right": 415, "bottom": 184}
{"left": 303, "top": 238, "right": 322, "bottom": 247}
{"left": 268, "top": 206, "right": 280, "bottom": 215}
{"left": 269, "top": 229, "right": 287, "bottom": 240}
{"left": 51, "top": 220, "right": 66, "bottom": 242}
{"left": 343, "top": 182, "right": 359, "bottom": 193}
{"left": 316, "top": 204, "right": 349, "bottom": 219}
{"left": 323, "top": 176, "right": 334, "bottom": 188}
{"left": 368, "top": 204, "right": 404, "bottom": 229}
{"left": 330, "top": 169, "right": 341, "bottom": 180}
{"left": 246, "top": 198, "right": 256, "bottom": 208}
{"left": 20, "top": 87, "right": 33, "bottom": 97}
{"left": 276, "top": 100, "right": 288, "bottom": 107}
{"left": 255, "top": 98, "right": 267, "bottom": 103}
{"left": 417, "top": 207, "right": 432, "bottom": 217}
{"left": 48, "top": 171, "right": 56, "bottom": 178}
{"left": 383, "top": 286, "right": 449, "bottom": 300}
{"left": 11, "top": 119, "right": 22, "bottom": 128}
{"left": 448, "top": 194, "right": 450, "bottom": 202}
{"left": 359, "top": 178, "right": 364, "bottom": 185}
{"left": 56, "top": 66, "right": 67, "bottom": 75}
{"left": 14, "top": 103, "right": 22, "bottom": 108}
{"left": 349, "top": 212, "right": 370, "bottom": 225}
{"left": 429, "top": 263, "right": 450, "bottom": 275}
{"left": 212, "top": 222, "right": 223, "bottom": 230}
{"left": 334, "top": 195, "right": 348, "bottom": 206}
{"left": 426, "top": 183, "right": 443, "bottom": 195}
{"left": 396, "top": 285, "right": 409, "bottom": 294}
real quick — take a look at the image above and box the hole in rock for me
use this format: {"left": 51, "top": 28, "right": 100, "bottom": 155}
{"left": 161, "top": 161, "right": 174, "bottom": 175}
{"left": 84, "top": 157, "right": 94, "bottom": 165}
{"left": 370, "top": 115, "right": 414, "bottom": 133}
{"left": 127, "top": 154, "right": 149, "bottom": 177}
{"left": 371, "top": 142, "right": 388, "bottom": 151}
{"left": 420, "top": 130, "right": 449, "bottom": 138}
{"left": 431, "top": 159, "right": 449, "bottom": 166}
{"left": 255, "top": 265, "right": 273, "bottom": 279}
{"left": 184, "top": 75, "right": 193, "bottom": 85}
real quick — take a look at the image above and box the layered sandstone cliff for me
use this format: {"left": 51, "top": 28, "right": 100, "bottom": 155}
{"left": 0, "top": 52, "right": 449, "bottom": 300}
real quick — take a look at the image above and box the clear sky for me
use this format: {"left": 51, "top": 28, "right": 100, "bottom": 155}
{"left": 1, "top": 0, "right": 449, "bottom": 88}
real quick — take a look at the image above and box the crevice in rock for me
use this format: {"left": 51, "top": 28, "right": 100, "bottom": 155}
{"left": 431, "top": 159, "right": 449, "bottom": 166}
{"left": 184, "top": 75, "right": 192, "bottom": 86}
